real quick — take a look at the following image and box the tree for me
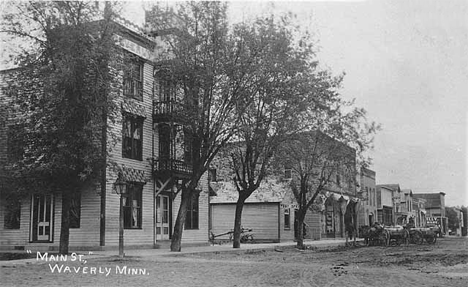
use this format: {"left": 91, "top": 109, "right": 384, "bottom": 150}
{"left": 1, "top": 1, "right": 121, "bottom": 254}
{"left": 146, "top": 2, "right": 242, "bottom": 252}
{"left": 227, "top": 15, "right": 333, "bottom": 248}
{"left": 277, "top": 104, "right": 379, "bottom": 248}
{"left": 446, "top": 206, "right": 460, "bottom": 232}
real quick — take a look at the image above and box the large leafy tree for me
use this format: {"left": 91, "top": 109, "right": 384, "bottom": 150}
{"left": 227, "top": 15, "right": 336, "bottom": 248}
{"left": 146, "top": 2, "right": 242, "bottom": 252}
{"left": 1, "top": 1, "right": 121, "bottom": 254}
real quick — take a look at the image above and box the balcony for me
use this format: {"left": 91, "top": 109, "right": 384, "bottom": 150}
{"left": 153, "top": 100, "right": 185, "bottom": 123}
{"left": 153, "top": 158, "right": 193, "bottom": 179}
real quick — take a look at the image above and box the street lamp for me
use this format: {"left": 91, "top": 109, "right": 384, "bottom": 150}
{"left": 114, "top": 175, "right": 127, "bottom": 259}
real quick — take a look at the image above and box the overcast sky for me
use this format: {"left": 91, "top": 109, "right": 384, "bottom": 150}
{"left": 2, "top": 1, "right": 466, "bottom": 207}
{"left": 125, "top": 0, "right": 468, "bottom": 206}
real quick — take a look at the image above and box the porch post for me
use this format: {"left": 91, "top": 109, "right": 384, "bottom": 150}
{"left": 119, "top": 195, "right": 124, "bottom": 258}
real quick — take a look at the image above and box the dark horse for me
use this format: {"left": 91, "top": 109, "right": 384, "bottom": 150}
{"left": 359, "top": 223, "right": 388, "bottom": 246}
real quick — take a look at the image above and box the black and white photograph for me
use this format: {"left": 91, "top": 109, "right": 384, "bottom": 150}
{"left": 0, "top": 1, "right": 467, "bottom": 286}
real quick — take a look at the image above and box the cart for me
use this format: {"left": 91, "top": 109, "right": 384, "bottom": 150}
{"left": 384, "top": 226, "right": 409, "bottom": 246}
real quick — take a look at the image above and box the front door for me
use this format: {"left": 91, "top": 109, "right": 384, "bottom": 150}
{"left": 156, "top": 195, "right": 170, "bottom": 240}
{"left": 30, "top": 194, "right": 54, "bottom": 242}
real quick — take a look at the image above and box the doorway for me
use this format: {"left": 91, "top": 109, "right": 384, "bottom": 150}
{"left": 30, "top": 194, "right": 54, "bottom": 242}
{"left": 156, "top": 194, "right": 170, "bottom": 240}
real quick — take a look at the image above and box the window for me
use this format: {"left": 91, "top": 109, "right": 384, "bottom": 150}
{"left": 123, "top": 184, "right": 142, "bottom": 229}
{"left": 336, "top": 174, "right": 341, "bottom": 186}
{"left": 159, "top": 77, "right": 174, "bottom": 102}
{"left": 122, "top": 114, "right": 143, "bottom": 160}
{"left": 4, "top": 195, "right": 21, "bottom": 229}
{"left": 208, "top": 168, "right": 217, "bottom": 182}
{"left": 284, "top": 164, "right": 292, "bottom": 179}
{"left": 70, "top": 192, "right": 81, "bottom": 228}
{"left": 123, "top": 55, "right": 143, "bottom": 101}
{"left": 185, "top": 193, "right": 199, "bottom": 230}
{"left": 7, "top": 125, "right": 24, "bottom": 163}
{"left": 284, "top": 208, "right": 291, "bottom": 230}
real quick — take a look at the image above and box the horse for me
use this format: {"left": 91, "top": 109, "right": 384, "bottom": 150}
{"left": 359, "top": 223, "right": 388, "bottom": 246}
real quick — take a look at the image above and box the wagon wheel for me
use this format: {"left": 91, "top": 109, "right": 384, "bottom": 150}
{"left": 425, "top": 234, "right": 437, "bottom": 244}
{"left": 410, "top": 230, "right": 424, "bottom": 245}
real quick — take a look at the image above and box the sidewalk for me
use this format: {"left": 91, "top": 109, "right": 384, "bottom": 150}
{"left": 92, "top": 238, "right": 361, "bottom": 258}
{"left": 0, "top": 238, "right": 361, "bottom": 266}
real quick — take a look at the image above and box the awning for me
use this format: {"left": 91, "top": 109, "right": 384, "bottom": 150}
{"left": 324, "top": 191, "right": 359, "bottom": 203}
{"left": 121, "top": 166, "right": 148, "bottom": 184}
{"left": 122, "top": 98, "right": 147, "bottom": 118}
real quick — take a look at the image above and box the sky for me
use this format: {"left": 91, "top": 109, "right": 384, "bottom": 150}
{"left": 122, "top": 0, "right": 467, "bottom": 207}
{"left": 1, "top": 1, "right": 466, "bottom": 207}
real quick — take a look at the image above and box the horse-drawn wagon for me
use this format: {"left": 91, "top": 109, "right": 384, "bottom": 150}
{"left": 409, "top": 227, "right": 437, "bottom": 244}
{"left": 359, "top": 224, "right": 389, "bottom": 246}
{"left": 385, "top": 226, "right": 409, "bottom": 246}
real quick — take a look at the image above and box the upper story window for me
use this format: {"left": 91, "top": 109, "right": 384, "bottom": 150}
{"left": 208, "top": 168, "right": 217, "bottom": 182}
{"left": 123, "top": 54, "right": 143, "bottom": 101}
{"left": 158, "top": 77, "right": 175, "bottom": 102}
{"left": 123, "top": 114, "right": 143, "bottom": 161}
{"left": 284, "top": 164, "right": 292, "bottom": 179}
{"left": 7, "top": 125, "right": 24, "bottom": 163}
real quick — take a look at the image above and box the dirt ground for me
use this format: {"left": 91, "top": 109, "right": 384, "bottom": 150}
{"left": 1, "top": 236, "right": 467, "bottom": 287}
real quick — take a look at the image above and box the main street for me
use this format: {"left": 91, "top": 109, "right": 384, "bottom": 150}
{"left": 1, "top": 236, "right": 467, "bottom": 287}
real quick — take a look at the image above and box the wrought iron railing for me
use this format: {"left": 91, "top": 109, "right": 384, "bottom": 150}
{"left": 153, "top": 100, "right": 184, "bottom": 117}
{"left": 153, "top": 158, "right": 193, "bottom": 176}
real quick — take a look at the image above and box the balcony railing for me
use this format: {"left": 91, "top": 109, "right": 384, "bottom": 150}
{"left": 123, "top": 79, "right": 143, "bottom": 101}
{"left": 153, "top": 158, "right": 193, "bottom": 177}
{"left": 153, "top": 100, "right": 185, "bottom": 122}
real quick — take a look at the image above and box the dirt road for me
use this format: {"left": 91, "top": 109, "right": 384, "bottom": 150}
{"left": 1, "top": 237, "right": 467, "bottom": 287}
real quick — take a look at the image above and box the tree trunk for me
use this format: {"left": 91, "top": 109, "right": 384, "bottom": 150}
{"left": 59, "top": 189, "right": 71, "bottom": 255}
{"left": 296, "top": 211, "right": 305, "bottom": 249}
{"left": 170, "top": 187, "right": 190, "bottom": 252}
{"left": 233, "top": 195, "right": 247, "bottom": 248}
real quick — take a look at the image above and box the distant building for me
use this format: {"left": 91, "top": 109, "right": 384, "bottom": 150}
{"left": 357, "top": 168, "right": 377, "bottom": 226}
{"left": 376, "top": 184, "right": 401, "bottom": 226}
{"left": 396, "top": 189, "right": 416, "bottom": 225}
{"left": 413, "top": 192, "right": 447, "bottom": 235}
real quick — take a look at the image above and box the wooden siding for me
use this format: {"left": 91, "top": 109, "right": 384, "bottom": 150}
{"left": 0, "top": 193, "right": 31, "bottom": 248}
{"left": 279, "top": 207, "right": 295, "bottom": 241}
{"left": 304, "top": 211, "right": 322, "bottom": 240}
{"left": 171, "top": 172, "right": 210, "bottom": 243}
{"left": 105, "top": 59, "right": 154, "bottom": 247}
{"left": 211, "top": 202, "right": 280, "bottom": 242}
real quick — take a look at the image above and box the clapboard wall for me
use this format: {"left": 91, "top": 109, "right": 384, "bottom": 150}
{"left": 211, "top": 202, "right": 281, "bottom": 242}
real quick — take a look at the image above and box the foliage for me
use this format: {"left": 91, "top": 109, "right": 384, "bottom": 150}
{"left": 446, "top": 206, "right": 461, "bottom": 230}
{"left": 1, "top": 1, "right": 122, "bottom": 254}
{"left": 226, "top": 13, "right": 343, "bottom": 248}
{"left": 276, "top": 102, "right": 379, "bottom": 248}
{"left": 146, "top": 1, "right": 241, "bottom": 251}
